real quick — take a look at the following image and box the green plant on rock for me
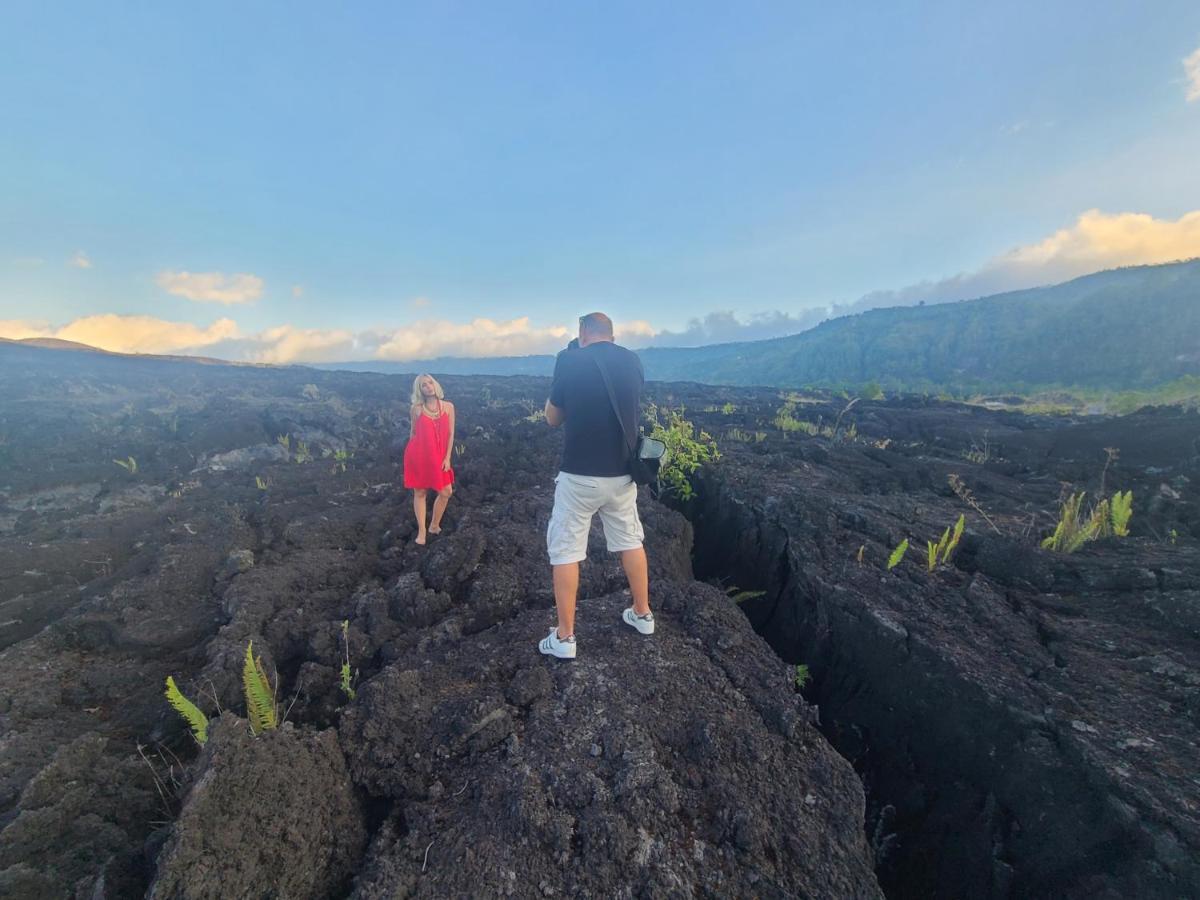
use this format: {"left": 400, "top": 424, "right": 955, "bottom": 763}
{"left": 243, "top": 640, "right": 278, "bottom": 734}
{"left": 721, "top": 402, "right": 738, "bottom": 415}
{"left": 276, "top": 434, "right": 291, "bottom": 460}
{"left": 1041, "top": 491, "right": 1134, "bottom": 553}
{"left": 339, "top": 620, "right": 357, "bottom": 701}
{"left": 925, "top": 514, "right": 965, "bottom": 572}
{"left": 1111, "top": 490, "right": 1133, "bottom": 537}
{"left": 726, "top": 585, "right": 766, "bottom": 604}
{"left": 294, "top": 441, "right": 312, "bottom": 464}
{"left": 113, "top": 456, "right": 138, "bottom": 474}
{"left": 887, "top": 538, "right": 909, "bottom": 570}
{"left": 255, "top": 475, "right": 269, "bottom": 490}
{"left": 165, "top": 676, "right": 208, "bottom": 745}
{"left": 794, "top": 664, "right": 811, "bottom": 690}
{"left": 647, "top": 404, "right": 720, "bottom": 501}
{"left": 332, "top": 449, "right": 352, "bottom": 473}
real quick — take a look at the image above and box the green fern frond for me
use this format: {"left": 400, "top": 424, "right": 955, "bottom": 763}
{"left": 887, "top": 539, "right": 909, "bottom": 570}
{"left": 165, "top": 676, "right": 208, "bottom": 744}
{"left": 944, "top": 514, "right": 965, "bottom": 563}
{"left": 243, "top": 641, "right": 278, "bottom": 734}
{"left": 1111, "top": 490, "right": 1133, "bottom": 537}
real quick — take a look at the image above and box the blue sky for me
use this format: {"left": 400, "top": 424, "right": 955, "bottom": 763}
{"left": 2, "top": 1, "right": 1200, "bottom": 361}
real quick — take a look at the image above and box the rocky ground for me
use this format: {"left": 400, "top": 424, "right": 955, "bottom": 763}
{"left": 682, "top": 392, "right": 1200, "bottom": 898}
{"left": 0, "top": 341, "right": 1196, "bottom": 898}
{"left": 0, "top": 343, "right": 881, "bottom": 898}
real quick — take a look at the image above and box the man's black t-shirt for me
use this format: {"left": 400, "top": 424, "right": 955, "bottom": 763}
{"left": 548, "top": 341, "right": 644, "bottom": 477}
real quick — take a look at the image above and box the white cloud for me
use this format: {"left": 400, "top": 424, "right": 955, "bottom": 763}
{"left": 0, "top": 319, "right": 54, "bottom": 340}
{"left": 374, "top": 317, "right": 571, "bottom": 360}
{"left": 70, "top": 250, "right": 92, "bottom": 269}
{"left": 858, "top": 208, "right": 1200, "bottom": 310}
{"left": 156, "top": 270, "right": 264, "bottom": 305}
{"left": 1185, "top": 45, "right": 1200, "bottom": 102}
{"left": 249, "top": 325, "right": 358, "bottom": 364}
{"left": 0, "top": 315, "right": 240, "bottom": 354}
{"left": 291, "top": 284, "right": 304, "bottom": 299}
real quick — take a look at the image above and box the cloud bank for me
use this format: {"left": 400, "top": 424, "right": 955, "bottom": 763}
{"left": 156, "top": 270, "right": 264, "bottom": 304}
{"left": 1186, "top": 44, "right": 1200, "bottom": 102}
{"left": 5, "top": 208, "right": 1198, "bottom": 364}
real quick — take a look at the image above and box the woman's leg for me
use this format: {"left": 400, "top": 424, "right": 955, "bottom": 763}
{"left": 429, "top": 484, "right": 453, "bottom": 533}
{"left": 413, "top": 489, "right": 429, "bottom": 544}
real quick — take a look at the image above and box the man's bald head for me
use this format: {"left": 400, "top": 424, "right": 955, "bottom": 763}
{"left": 578, "top": 312, "right": 614, "bottom": 346}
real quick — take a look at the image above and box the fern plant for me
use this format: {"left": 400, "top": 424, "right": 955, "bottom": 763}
{"left": 165, "top": 676, "right": 208, "bottom": 745}
{"left": 243, "top": 641, "right": 278, "bottom": 734}
{"left": 1111, "top": 490, "right": 1133, "bottom": 537}
{"left": 926, "top": 514, "right": 965, "bottom": 572}
{"left": 887, "top": 539, "right": 909, "bottom": 570}
{"left": 1041, "top": 491, "right": 1134, "bottom": 554}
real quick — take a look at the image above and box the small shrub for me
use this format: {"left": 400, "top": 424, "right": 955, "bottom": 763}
{"left": 647, "top": 404, "right": 720, "bottom": 501}
{"left": 276, "top": 434, "right": 291, "bottom": 460}
{"left": 294, "top": 441, "right": 312, "bottom": 464}
{"left": 113, "top": 456, "right": 138, "bottom": 474}
{"left": 794, "top": 664, "right": 811, "bottom": 690}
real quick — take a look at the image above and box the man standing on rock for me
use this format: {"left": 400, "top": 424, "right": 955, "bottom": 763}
{"left": 539, "top": 312, "right": 654, "bottom": 659}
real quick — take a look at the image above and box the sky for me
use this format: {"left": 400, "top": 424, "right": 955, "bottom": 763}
{"left": 2, "top": 1, "right": 1200, "bottom": 363}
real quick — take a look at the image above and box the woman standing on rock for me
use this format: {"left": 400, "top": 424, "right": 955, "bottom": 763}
{"left": 404, "top": 373, "right": 455, "bottom": 545}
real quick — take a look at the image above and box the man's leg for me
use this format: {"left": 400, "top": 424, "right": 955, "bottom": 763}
{"left": 620, "top": 547, "right": 650, "bottom": 616}
{"left": 552, "top": 562, "right": 580, "bottom": 639}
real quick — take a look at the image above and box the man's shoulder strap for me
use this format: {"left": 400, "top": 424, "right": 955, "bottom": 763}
{"left": 590, "top": 352, "right": 637, "bottom": 454}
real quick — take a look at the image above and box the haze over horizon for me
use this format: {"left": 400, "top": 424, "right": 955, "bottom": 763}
{"left": 3, "top": 2, "right": 1200, "bottom": 364}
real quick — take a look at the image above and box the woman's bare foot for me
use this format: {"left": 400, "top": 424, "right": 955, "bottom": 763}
{"left": 415, "top": 532, "right": 427, "bottom": 546}
{"left": 429, "top": 525, "right": 442, "bottom": 535}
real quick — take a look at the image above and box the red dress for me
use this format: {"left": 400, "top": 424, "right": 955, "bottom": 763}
{"left": 403, "top": 401, "right": 455, "bottom": 490}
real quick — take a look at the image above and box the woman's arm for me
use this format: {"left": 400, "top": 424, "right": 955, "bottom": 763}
{"left": 443, "top": 402, "right": 455, "bottom": 470}
{"left": 409, "top": 404, "right": 420, "bottom": 439}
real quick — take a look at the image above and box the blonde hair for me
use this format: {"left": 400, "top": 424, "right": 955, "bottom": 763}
{"left": 410, "top": 373, "right": 445, "bottom": 407}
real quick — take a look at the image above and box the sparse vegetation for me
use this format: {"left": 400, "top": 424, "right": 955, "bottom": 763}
{"left": 255, "top": 475, "right": 269, "bottom": 490}
{"left": 726, "top": 586, "right": 766, "bottom": 604}
{"left": 332, "top": 449, "right": 352, "bottom": 473}
{"left": 1041, "top": 491, "right": 1134, "bottom": 553}
{"left": 648, "top": 404, "right": 720, "bottom": 501}
{"left": 948, "top": 473, "right": 1002, "bottom": 534}
{"left": 726, "top": 428, "right": 767, "bottom": 443}
{"left": 339, "top": 620, "right": 357, "bottom": 701}
{"left": 276, "top": 434, "right": 291, "bottom": 460}
{"left": 294, "top": 440, "right": 312, "bottom": 464}
{"left": 887, "top": 539, "right": 909, "bottom": 570}
{"left": 113, "top": 456, "right": 138, "bottom": 474}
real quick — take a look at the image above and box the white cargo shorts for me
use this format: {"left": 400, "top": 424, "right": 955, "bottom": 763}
{"left": 546, "top": 471, "right": 645, "bottom": 566}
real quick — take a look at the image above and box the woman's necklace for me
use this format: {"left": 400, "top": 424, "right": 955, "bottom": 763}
{"left": 423, "top": 399, "right": 440, "bottom": 417}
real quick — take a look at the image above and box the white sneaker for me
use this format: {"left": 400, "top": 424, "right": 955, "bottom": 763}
{"left": 622, "top": 607, "right": 655, "bottom": 635}
{"left": 538, "top": 627, "right": 577, "bottom": 659}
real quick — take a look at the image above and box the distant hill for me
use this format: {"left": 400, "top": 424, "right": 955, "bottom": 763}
{"left": 635, "top": 259, "right": 1200, "bottom": 392}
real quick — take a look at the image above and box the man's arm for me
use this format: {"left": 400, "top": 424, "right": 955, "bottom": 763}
{"left": 544, "top": 399, "right": 565, "bottom": 427}
{"left": 545, "top": 347, "right": 570, "bottom": 427}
